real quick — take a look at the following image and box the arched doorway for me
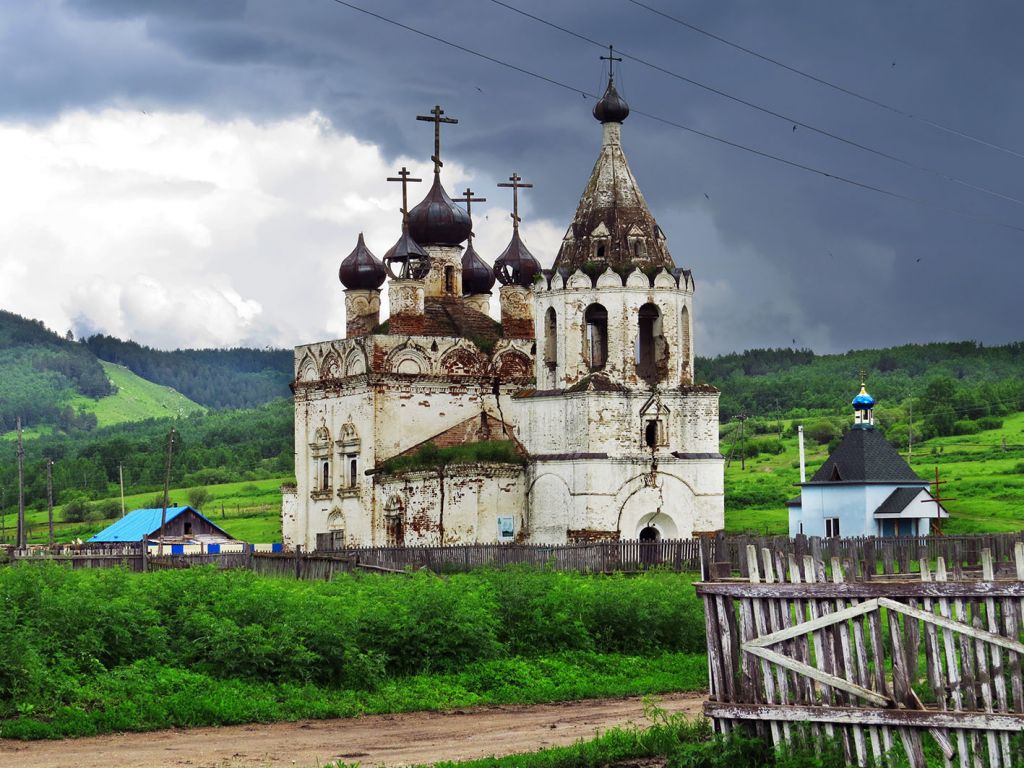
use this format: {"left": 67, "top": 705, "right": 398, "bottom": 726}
{"left": 639, "top": 525, "right": 660, "bottom": 566}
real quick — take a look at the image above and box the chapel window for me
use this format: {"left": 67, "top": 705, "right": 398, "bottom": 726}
{"left": 322, "top": 460, "right": 330, "bottom": 491}
{"left": 544, "top": 307, "right": 557, "bottom": 370}
{"left": 596, "top": 244, "right": 606, "bottom": 260}
{"left": 349, "top": 457, "right": 358, "bottom": 488}
{"left": 444, "top": 266, "right": 455, "bottom": 295}
{"left": 680, "top": 306, "right": 691, "bottom": 379}
{"left": 584, "top": 303, "right": 608, "bottom": 371}
{"left": 645, "top": 420, "right": 659, "bottom": 448}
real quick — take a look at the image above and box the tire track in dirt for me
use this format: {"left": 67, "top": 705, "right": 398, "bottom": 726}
{"left": 0, "top": 692, "right": 705, "bottom": 768}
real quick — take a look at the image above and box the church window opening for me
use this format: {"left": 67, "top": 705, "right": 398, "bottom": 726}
{"left": 636, "top": 303, "right": 666, "bottom": 384}
{"left": 349, "top": 457, "right": 358, "bottom": 487}
{"left": 321, "top": 461, "right": 330, "bottom": 491}
{"left": 444, "top": 266, "right": 455, "bottom": 294}
{"left": 639, "top": 526, "right": 660, "bottom": 542}
{"left": 384, "top": 495, "right": 405, "bottom": 546}
{"left": 645, "top": 420, "right": 659, "bottom": 448}
{"left": 825, "top": 517, "right": 840, "bottom": 538}
{"left": 544, "top": 307, "right": 557, "bottom": 370}
{"left": 584, "top": 304, "right": 608, "bottom": 371}
{"left": 596, "top": 244, "right": 606, "bottom": 260}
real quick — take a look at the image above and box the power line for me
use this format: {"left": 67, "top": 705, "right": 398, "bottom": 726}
{"left": 488, "top": 0, "right": 1024, "bottom": 210}
{"left": 327, "top": 0, "right": 1024, "bottom": 235}
{"left": 627, "top": 0, "right": 1024, "bottom": 163}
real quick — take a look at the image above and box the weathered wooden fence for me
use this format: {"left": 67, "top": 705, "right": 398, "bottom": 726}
{"left": 146, "top": 550, "right": 357, "bottom": 580}
{"left": 697, "top": 540, "right": 1024, "bottom": 767}
{"left": 4, "top": 542, "right": 147, "bottom": 571}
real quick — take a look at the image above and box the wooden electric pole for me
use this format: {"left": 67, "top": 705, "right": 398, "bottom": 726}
{"left": 119, "top": 463, "right": 126, "bottom": 518}
{"left": 921, "top": 467, "right": 956, "bottom": 536}
{"left": 46, "top": 459, "right": 54, "bottom": 547}
{"left": 16, "top": 417, "right": 25, "bottom": 550}
{"left": 736, "top": 414, "right": 748, "bottom": 471}
{"left": 157, "top": 428, "right": 176, "bottom": 556}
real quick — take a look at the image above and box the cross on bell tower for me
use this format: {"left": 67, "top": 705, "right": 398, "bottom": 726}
{"left": 497, "top": 172, "right": 533, "bottom": 231}
{"left": 416, "top": 105, "right": 458, "bottom": 174}
{"left": 456, "top": 188, "right": 486, "bottom": 243}
{"left": 600, "top": 44, "right": 622, "bottom": 80}
{"left": 386, "top": 166, "right": 422, "bottom": 222}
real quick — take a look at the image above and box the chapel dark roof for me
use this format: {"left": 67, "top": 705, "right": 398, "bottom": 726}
{"left": 593, "top": 77, "right": 630, "bottom": 124}
{"left": 462, "top": 242, "right": 496, "bottom": 295}
{"left": 494, "top": 229, "right": 541, "bottom": 288}
{"left": 807, "top": 427, "right": 924, "bottom": 485}
{"left": 873, "top": 487, "right": 925, "bottom": 517}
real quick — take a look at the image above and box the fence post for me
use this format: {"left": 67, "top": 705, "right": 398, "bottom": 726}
{"left": 140, "top": 537, "right": 148, "bottom": 573}
{"left": 295, "top": 544, "right": 302, "bottom": 580}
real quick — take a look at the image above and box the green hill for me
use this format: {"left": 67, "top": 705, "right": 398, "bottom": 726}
{"left": 72, "top": 361, "right": 205, "bottom": 428}
{"left": 84, "top": 334, "right": 292, "bottom": 409}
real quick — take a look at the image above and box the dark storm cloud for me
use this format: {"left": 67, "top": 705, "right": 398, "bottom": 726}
{"left": 4, "top": 0, "right": 1023, "bottom": 354}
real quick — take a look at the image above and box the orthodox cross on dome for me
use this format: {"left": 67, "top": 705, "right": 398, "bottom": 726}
{"left": 457, "top": 188, "right": 486, "bottom": 242}
{"left": 386, "top": 166, "right": 422, "bottom": 222}
{"left": 497, "top": 172, "right": 533, "bottom": 231}
{"left": 416, "top": 105, "right": 458, "bottom": 174}
{"left": 600, "top": 44, "right": 622, "bottom": 80}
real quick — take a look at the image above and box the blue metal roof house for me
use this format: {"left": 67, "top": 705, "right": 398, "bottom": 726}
{"left": 88, "top": 506, "right": 236, "bottom": 544}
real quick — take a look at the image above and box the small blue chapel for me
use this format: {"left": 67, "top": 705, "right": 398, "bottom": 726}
{"left": 787, "top": 383, "right": 948, "bottom": 538}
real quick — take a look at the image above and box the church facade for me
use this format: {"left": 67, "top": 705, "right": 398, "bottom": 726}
{"left": 282, "top": 75, "right": 724, "bottom": 550}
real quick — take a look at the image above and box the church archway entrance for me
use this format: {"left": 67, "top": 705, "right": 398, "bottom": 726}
{"left": 639, "top": 525, "right": 660, "bottom": 567}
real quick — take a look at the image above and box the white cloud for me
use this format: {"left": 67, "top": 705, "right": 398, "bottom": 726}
{"left": 0, "top": 109, "right": 566, "bottom": 349}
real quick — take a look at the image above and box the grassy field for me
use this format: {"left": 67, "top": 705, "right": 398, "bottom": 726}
{"left": 9, "top": 476, "right": 288, "bottom": 545}
{"left": 72, "top": 361, "right": 205, "bottom": 428}
{"left": 724, "top": 411, "right": 1024, "bottom": 534}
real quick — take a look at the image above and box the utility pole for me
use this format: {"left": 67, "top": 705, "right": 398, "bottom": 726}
{"left": 158, "top": 428, "right": 176, "bottom": 557}
{"left": 119, "top": 464, "right": 126, "bottom": 518}
{"left": 16, "top": 417, "right": 25, "bottom": 550}
{"left": 921, "top": 467, "right": 956, "bottom": 536}
{"left": 737, "top": 414, "right": 748, "bottom": 471}
{"left": 908, "top": 401, "right": 913, "bottom": 458}
{"left": 46, "top": 459, "right": 54, "bottom": 547}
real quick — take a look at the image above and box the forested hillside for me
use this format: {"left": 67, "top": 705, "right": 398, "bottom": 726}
{"left": 0, "top": 400, "right": 293, "bottom": 514}
{"left": 698, "top": 341, "right": 1024, "bottom": 424}
{"left": 84, "top": 335, "right": 292, "bottom": 409}
{"left": 0, "top": 311, "right": 113, "bottom": 433}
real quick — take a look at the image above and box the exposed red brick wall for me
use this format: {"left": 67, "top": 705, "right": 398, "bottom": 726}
{"left": 346, "top": 311, "right": 378, "bottom": 338}
{"left": 502, "top": 318, "right": 534, "bottom": 339}
{"left": 389, "top": 313, "right": 425, "bottom": 336}
{"left": 567, "top": 529, "right": 621, "bottom": 543}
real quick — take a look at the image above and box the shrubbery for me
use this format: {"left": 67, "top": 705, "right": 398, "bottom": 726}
{"left": 0, "top": 565, "right": 707, "bottom": 737}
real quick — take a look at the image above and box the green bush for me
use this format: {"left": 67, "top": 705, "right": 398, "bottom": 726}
{"left": 61, "top": 499, "right": 91, "bottom": 523}
{"left": 952, "top": 420, "right": 980, "bottom": 436}
{"left": 803, "top": 419, "right": 841, "bottom": 445}
{"left": 975, "top": 415, "right": 1004, "bottom": 431}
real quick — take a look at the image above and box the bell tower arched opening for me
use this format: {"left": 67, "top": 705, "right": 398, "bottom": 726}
{"left": 681, "top": 305, "right": 691, "bottom": 381}
{"left": 636, "top": 303, "right": 666, "bottom": 385}
{"left": 584, "top": 303, "right": 608, "bottom": 371}
{"left": 544, "top": 307, "right": 557, "bottom": 371}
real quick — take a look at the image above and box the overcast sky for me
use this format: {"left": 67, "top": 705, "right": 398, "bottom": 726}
{"left": 2, "top": 0, "right": 1022, "bottom": 355}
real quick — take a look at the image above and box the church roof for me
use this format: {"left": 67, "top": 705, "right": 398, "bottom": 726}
{"left": 806, "top": 427, "right": 924, "bottom": 485}
{"left": 553, "top": 121, "right": 675, "bottom": 274}
{"left": 421, "top": 297, "right": 504, "bottom": 344}
{"left": 377, "top": 411, "right": 527, "bottom": 472}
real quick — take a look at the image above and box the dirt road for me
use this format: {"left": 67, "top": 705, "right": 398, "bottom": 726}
{"left": 0, "top": 693, "right": 704, "bottom": 768}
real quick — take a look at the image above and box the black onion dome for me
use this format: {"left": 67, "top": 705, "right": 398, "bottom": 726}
{"left": 383, "top": 224, "right": 431, "bottom": 280}
{"left": 593, "top": 78, "right": 629, "bottom": 124}
{"left": 494, "top": 230, "right": 541, "bottom": 288}
{"left": 462, "top": 242, "right": 495, "bottom": 295}
{"left": 339, "top": 232, "right": 387, "bottom": 290}
{"left": 407, "top": 174, "right": 472, "bottom": 246}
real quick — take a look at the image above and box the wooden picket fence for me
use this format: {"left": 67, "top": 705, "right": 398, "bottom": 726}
{"left": 697, "top": 539, "right": 1024, "bottom": 767}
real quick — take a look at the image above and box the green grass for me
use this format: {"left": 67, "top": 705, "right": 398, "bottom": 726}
{"left": 71, "top": 360, "right": 205, "bottom": 428}
{"left": 14, "top": 476, "right": 288, "bottom": 544}
{"left": 0, "top": 566, "right": 708, "bottom": 740}
{"left": 724, "top": 412, "right": 1024, "bottom": 535}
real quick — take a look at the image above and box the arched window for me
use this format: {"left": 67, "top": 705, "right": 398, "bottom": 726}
{"left": 636, "top": 303, "right": 665, "bottom": 384}
{"left": 584, "top": 304, "right": 608, "bottom": 371}
{"left": 681, "top": 306, "right": 691, "bottom": 379}
{"left": 444, "top": 265, "right": 455, "bottom": 294}
{"left": 644, "top": 421, "right": 659, "bottom": 448}
{"left": 322, "top": 460, "right": 330, "bottom": 491}
{"left": 349, "top": 458, "right": 358, "bottom": 487}
{"left": 596, "top": 243, "right": 606, "bottom": 260}
{"left": 544, "top": 307, "right": 557, "bottom": 370}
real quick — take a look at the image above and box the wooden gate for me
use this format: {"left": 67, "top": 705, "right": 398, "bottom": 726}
{"left": 697, "top": 542, "right": 1024, "bottom": 767}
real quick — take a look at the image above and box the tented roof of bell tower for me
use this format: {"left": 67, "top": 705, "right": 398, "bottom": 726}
{"left": 553, "top": 91, "right": 675, "bottom": 274}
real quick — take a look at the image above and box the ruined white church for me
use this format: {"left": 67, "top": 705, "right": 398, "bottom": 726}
{"left": 282, "top": 71, "right": 724, "bottom": 550}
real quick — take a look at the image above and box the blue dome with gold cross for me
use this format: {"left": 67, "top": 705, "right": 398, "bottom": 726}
{"left": 852, "top": 384, "right": 875, "bottom": 411}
